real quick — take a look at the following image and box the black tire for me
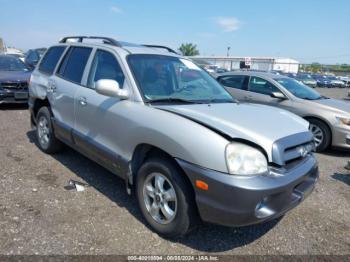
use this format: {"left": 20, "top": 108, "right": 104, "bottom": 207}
{"left": 36, "top": 107, "right": 63, "bottom": 154}
{"left": 136, "top": 156, "right": 197, "bottom": 238}
{"left": 308, "top": 118, "right": 331, "bottom": 152}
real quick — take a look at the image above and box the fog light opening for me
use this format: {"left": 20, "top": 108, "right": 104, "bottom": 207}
{"left": 255, "top": 197, "right": 275, "bottom": 219}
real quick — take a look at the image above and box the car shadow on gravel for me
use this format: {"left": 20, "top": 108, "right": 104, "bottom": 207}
{"left": 26, "top": 130, "right": 280, "bottom": 252}
{"left": 0, "top": 104, "right": 28, "bottom": 110}
{"left": 321, "top": 148, "right": 350, "bottom": 157}
{"left": 332, "top": 173, "right": 350, "bottom": 186}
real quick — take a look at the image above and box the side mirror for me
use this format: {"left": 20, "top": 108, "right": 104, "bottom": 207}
{"left": 95, "top": 79, "right": 129, "bottom": 99}
{"left": 271, "top": 92, "right": 286, "bottom": 100}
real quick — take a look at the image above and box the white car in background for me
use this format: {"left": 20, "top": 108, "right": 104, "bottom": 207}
{"left": 339, "top": 76, "right": 350, "bottom": 87}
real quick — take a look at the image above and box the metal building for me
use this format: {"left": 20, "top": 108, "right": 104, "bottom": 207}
{"left": 190, "top": 56, "right": 300, "bottom": 73}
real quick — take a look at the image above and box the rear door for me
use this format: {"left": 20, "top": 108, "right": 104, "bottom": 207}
{"left": 218, "top": 75, "right": 249, "bottom": 101}
{"left": 49, "top": 46, "right": 92, "bottom": 143}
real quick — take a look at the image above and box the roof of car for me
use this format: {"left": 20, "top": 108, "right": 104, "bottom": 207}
{"left": 218, "top": 70, "right": 288, "bottom": 79}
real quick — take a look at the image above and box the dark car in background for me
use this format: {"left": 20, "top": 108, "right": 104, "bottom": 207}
{"left": 0, "top": 55, "right": 31, "bottom": 104}
{"left": 24, "top": 48, "right": 47, "bottom": 69}
{"left": 312, "top": 74, "right": 332, "bottom": 88}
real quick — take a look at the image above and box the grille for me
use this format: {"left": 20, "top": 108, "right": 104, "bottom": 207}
{"left": 272, "top": 132, "right": 314, "bottom": 166}
{"left": 283, "top": 142, "right": 315, "bottom": 165}
{"left": 0, "top": 81, "right": 28, "bottom": 90}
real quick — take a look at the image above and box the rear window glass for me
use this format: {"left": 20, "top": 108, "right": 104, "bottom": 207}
{"left": 57, "top": 47, "right": 92, "bottom": 84}
{"left": 219, "top": 75, "right": 246, "bottom": 90}
{"left": 38, "top": 46, "right": 66, "bottom": 75}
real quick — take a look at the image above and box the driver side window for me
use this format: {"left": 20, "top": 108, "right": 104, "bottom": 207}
{"left": 87, "top": 50, "right": 125, "bottom": 89}
{"left": 248, "top": 76, "right": 279, "bottom": 95}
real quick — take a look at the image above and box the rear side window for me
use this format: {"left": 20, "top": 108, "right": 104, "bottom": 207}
{"left": 219, "top": 75, "right": 247, "bottom": 90}
{"left": 57, "top": 47, "right": 92, "bottom": 84}
{"left": 38, "top": 46, "right": 66, "bottom": 75}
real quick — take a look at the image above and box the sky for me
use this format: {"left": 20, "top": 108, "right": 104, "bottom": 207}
{"left": 1, "top": 0, "right": 349, "bottom": 64}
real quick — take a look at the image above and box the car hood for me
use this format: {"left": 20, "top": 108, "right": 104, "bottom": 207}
{"left": 312, "top": 98, "right": 350, "bottom": 114}
{"left": 331, "top": 80, "right": 344, "bottom": 84}
{"left": 317, "top": 79, "right": 330, "bottom": 83}
{"left": 156, "top": 103, "right": 310, "bottom": 160}
{"left": 0, "top": 71, "right": 31, "bottom": 82}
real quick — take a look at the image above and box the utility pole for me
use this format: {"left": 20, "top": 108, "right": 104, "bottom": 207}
{"left": 0, "top": 38, "right": 5, "bottom": 53}
{"left": 226, "top": 47, "right": 231, "bottom": 70}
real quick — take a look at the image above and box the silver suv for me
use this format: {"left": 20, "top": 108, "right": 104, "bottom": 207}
{"left": 29, "top": 36, "right": 318, "bottom": 237}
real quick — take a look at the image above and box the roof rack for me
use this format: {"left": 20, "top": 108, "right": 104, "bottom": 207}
{"left": 142, "top": 45, "right": 178, "bottom": 54}
{"left": 59, "top": 36, "right": 122, "bottom": 47}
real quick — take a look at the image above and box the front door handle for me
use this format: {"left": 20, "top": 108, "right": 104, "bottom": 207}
{"left": 78, "top": 97, "right": 87, "bottom": 106}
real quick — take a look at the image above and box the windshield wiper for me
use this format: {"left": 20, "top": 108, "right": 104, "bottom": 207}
{"left": 302, "top": 96, "right": 323, "bottom": 100}
{"left": 207, "top": 98, "right": 236, "bottom": 104}
{"left": 147, "top": 98, "right": 201, "bottom": 104}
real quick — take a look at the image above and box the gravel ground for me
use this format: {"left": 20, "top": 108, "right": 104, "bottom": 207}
{"left": 0, "top": 88, "right": 349, "bottom": 255}
{"left": 316, "top": 87, "right": 349, "bottom": 100}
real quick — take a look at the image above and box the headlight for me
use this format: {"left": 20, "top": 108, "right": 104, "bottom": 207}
{"left": 225, "top": 142, "right": 268, "bottom": 175}
{"left": 336, "top": 116, "right": 350, "bottom": 126}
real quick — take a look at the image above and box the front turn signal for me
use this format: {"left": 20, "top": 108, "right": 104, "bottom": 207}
{"left": 195, "top": 180, "right": 208, "bottom": 191}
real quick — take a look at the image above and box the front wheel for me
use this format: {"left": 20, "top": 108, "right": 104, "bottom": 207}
{"left": 136, "top": 157, "right": 197, "bottom": 237}
{"left": 308, "top": 119, "right": 331, "bottom": 152}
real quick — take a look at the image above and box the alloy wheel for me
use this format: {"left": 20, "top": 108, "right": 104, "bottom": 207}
{"left": 309, "top": 123, "right": 324, "bottom": 147}
{"left": 38, "top": 116, "right": 50, "bottom": 147}
{"left": 143, "top": 172, "right": 177, "bottom": 224}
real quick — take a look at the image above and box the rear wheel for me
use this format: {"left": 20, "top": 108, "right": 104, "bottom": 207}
{"left": 36, "top": 107, "right": 63, "bottom": 154}
{"left": 136, "top": 157, "right": 197, "bottom": 237}
{"left": 308, "top": 119, "right": 331, "bottom": 152}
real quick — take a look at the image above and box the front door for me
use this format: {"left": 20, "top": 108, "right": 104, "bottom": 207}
{"left": 73, "top": 49, "right": 129, "bottom": 176}
{"left": 246, "top": 76, "right": 289, "bottom": 107}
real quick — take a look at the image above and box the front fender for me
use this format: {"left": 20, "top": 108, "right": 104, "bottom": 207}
{"left": 121, "top": 104, "right": 230, "bottom": 173}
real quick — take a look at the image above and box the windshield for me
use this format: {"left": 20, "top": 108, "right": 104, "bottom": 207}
{"left": 0, "top": 56, "right": 29, "bottom": 72}
{"left": 128, "top": 54, "right": 234, "bottom": 103}
{"left": 275, "top": 78, "right": 322, "bottom": 100}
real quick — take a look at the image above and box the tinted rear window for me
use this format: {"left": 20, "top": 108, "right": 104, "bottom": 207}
{"left": 57, "top": 47, "right": 92, "bottom": 84}
{"left": 38, "top": 46, "right": 66, "bottom": 75}
{"left": 219, "top": 75, "right": 246, "bottom": 90}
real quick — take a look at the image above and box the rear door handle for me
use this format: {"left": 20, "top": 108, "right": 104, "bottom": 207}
{"left": 78, "top": 96, "right": 87, "bottom": 106}
{"left": 47, "top": 80, "right": 56, "bottom": 93}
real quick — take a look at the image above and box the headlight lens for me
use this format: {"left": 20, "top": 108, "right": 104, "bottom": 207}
{"left": 225, "top": 142, "right": 268, "bottom": 175}
{"left": 336, "top": 116, "right": 350, "bottom": 126}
